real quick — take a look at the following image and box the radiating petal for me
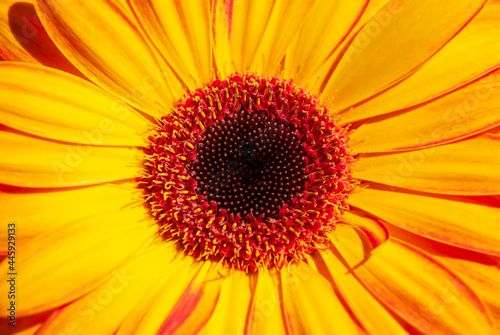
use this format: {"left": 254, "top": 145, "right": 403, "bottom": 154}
{"left": 35, "top": 0, "right": 176, "bottom": 116}
{"left": 479, "top": 0, "right": 500, "bottom": 20}
{"left": 305, "top": 0, "right": 392, "bottom": 93}
{"left": 212, "top": 0, "right": 315, "bottom": 78}
{"left": 332, "top": 226, "right": 495, "bottom": 334}
{"left": 438, "top": 256, "right": 500, "bottom": 325}
{"left": 341, "top": 15, "right": 500, "bottom": 124}
{"left": 284, "top": 0, "right": 368, "bottom": 85}
{"left": 0, "top": 183, "right": 136, "bottom": 249}
{"left": 323, "top": 0, "right": 487, "bottom": 111}
{"left": 384, "top": 217, "right": 500, "bottom": 324}
{"left": 202, "top": 271, "right": 253, "bottom": 335}
{"left": 36, "top": 244, "right": 173, "bottom": 334}
{"left": 341, "top": 208, "right": 389, "bottom": 248}
{"left": 318, "top": 249, "right": 407, "bottom": 334}
{"left": 0, "top": 128, "right": 140, "bottom": 187}
{"left": 0, "top": 62, "right": 149, "bottom": 146}
{"left": 354, "top": 134, "right": 500, "bottom": 195}
{"left": 281, "top": 261, "right": 361, "bottom": 334}
{"left": 161, "top": 267, "right": 221, "bottom": 335}
{"left": 348, "top": 186, "right": 500, "bottom": 256}
{"left": 0, "top": 0, "right": 82, "bottom": 76}
{"left": 246, "top": 270, "right": 287, "bottom": 335}
{"left": 130, "top": 0, "right": 212, "bottom": 91}
{"left": 117, "top": 261, "right": 219, "bottom": 335}
{"left": 351, "top": 70, "right": 500, "bottom": 153}
{"left": 0, "top": 207, "right": 155, "bottom": 316}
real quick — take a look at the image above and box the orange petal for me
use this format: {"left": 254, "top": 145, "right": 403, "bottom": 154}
{"left": 0, "top": 207, "right": 155, "bottom": 316}
{"left": 479, "top": 0, "right": 500, "bottom": 20}
{"left": 341, "top": 208, "right": 389, "bottom": 248}
{"left": 0, "top": 0, "right": 82, "bottom": 76}
{"left": 246, "top": 270, "right": 287, "bottom": 335}
{"left": 36, "top": 243, "right": 174, "bottom": 334}
{"left": 354, "top": 134, "right": 500, "bottom": 195}
{"left": 284, "top": 0, "right": 368, "bottom": 85}
{"left": 212, "top": 0, "right": 315, "bottom": 78}
{"left": 281, "top": 261, "right": 361, "bottom": 334}
{"left": 0, "top": 62, "right": 149, "bottom": 146}
{"left": 341, "top": 10, "right": 500, "bottom": 124}
{"left": 202, "top": 271, "right": 253, "bottom": 335}
{"left": 35, "top": 0, "right": 176, "bottom": 117}
{"left": 323, "top": 0, "right": 487, "bottom": 111}
{"left": 318, "top": 249, "right": 407, "bottom": 334}
{"left": 437, "top": 256, "right": 500, "bottom": 327}
{"left": 348, "top": 185, "right": 500, "bottom": 257}
{"left": 367, "top": 219, "right": 500, "bottom": 324}
{"left": 117, "top": 261, "right": 220, "bottom": 335}
{"left": 0, "top": 183, "right": 137, "bottom": 249}
{"left": 0, "top": 128, "right": 140, "bottom": 187}
{"left": 351, "top": 70, "right": 500, "bottom": 153}
{"left": 130, "top": 0, "right": 212, "bottom": 91}
{"left": 305, "top": 0, "right": 391, "bottom": 93}
{"left": 332, "top": 226, "right": 495, "bottom": 334}
{"left": 161, "top": 267, "right": 221, "bottom": 335}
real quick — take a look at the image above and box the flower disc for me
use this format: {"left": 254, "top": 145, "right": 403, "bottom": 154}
{"left": 138, "top": 74, "right": 356, "bottom": 271}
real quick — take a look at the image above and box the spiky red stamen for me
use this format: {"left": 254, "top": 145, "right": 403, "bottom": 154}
{"left": 137, "top": 74, "right": 356, "bottom": 272}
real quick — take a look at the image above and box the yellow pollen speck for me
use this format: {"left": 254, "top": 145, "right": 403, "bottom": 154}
{"left": 197, "top": 119, "right": 205, "bottom": 130}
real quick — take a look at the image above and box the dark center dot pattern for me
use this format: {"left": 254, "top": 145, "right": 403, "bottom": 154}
{"left": 191, "top": 110, "right": 307, "bottom": 219}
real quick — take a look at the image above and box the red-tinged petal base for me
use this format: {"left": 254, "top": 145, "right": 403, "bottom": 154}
{"left": 137, "top": 74, "right": 356, "bottom": 272}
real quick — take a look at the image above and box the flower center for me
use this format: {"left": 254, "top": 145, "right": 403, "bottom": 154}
{"left": 191, "top": 111, "right": 307, "bottom": 219}
{"left": 138, "top": 74, "right": 356, "bottom": 272}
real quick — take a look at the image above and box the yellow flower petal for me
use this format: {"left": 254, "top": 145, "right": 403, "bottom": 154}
{"left": 166, "top": 268, "right": 222, "bottom": 335}
{"left": 341, "top": 13, "right": 500, "bottom": 124}
{"left": 34, "top": 0, "right": 175, "bottom": 117}
{"left": 351, "top": 69, "right": 500, "bottom": 153}
{"left": 304, "top": 0, "right": 391, "bottom": 93}
{"left": 318, "top": 249, "right": 407, "bottom": 334}
{"left": 246, "top": 270, "right": 287, "bottom": 335}
{"left": 323, "top": 0, "right": 487, "bottom": 111}
{"left": 0, "top": 207, "right": 155, "bottom": 316}
{"left": 348, "top": 186, "right": 500, "bottom": 256}
{"left": 383, "top": 219, "right": 500, "bottom": 326}
{"left": 0, "top": 129, "right": 140, "bottom": 187}
{"left": 438, "top": 256, "right": 500, "bottom": 327}
{"left": 0, "top": 0, "right": 82, "bottom": 76}
{"left": 479, "top": 0, "right": 500, "bottom": 20}
{"left": 281, "top": 261, "right": 361, "bottom": 335}
{"left": 117, "top": 261, "right": 219, "bottom": 334}
{"left": 332, "top": 226, "right": 495, "bottom": 334}
{"left": 130, "top": 0, "right": 212, "bottom": 91}
{"left": 202, "top": 271, "right": 253, "bottom": 335}
{"left": 213, "top": 0, "right": 315, "bottom": 77}
{"left": 284, "top": 0, "right": 368, "bottom": 85}
{"left": 340, "top": 208, "right": 389, "bottom": 248}
{"left": 354, "top": 134, "right": 500, "bottom": 195}
{"left": 0, "top": 183, "right": 136, "bottom": 249}
{"left": 0, "top": 62, "right": 149, "bottom": 146}
{"left": 36, "top": 243, "right": 173, "bottom": 334}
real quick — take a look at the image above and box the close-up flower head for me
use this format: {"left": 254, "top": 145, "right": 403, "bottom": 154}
{"left": 1, "top": 0, "right": 500, "bottom": 334}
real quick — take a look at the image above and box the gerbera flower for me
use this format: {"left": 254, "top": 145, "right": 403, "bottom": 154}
{"left": 1, "top": 0, "right": 500, "bottom": 334}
